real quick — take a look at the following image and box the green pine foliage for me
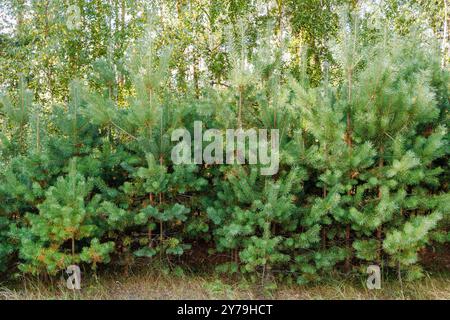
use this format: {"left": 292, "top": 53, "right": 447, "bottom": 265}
{"left": 0, "top": 15, "right": 448, "bottom": 284}
{"left": 18, "top": 159, "right": 114, "bottom": 275}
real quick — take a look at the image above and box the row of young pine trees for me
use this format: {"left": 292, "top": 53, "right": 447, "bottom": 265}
{"left": 0, "top": 18, "right": 448, "bottom": 285}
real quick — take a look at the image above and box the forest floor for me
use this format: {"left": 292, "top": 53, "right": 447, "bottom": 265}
{"left": 1, "top": 246, "right": 449, "bottom": 300}
{"left": 0, "top": 266, "right": 449, "bottom": 300}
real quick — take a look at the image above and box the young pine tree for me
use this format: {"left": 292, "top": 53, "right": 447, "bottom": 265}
{"left": 18, "top": 159, "right": 114, "bottom": 275}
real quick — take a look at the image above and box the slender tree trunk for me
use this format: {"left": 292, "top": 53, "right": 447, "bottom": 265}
{"left": 344, "top": 68, "right": 353, "bottom": 273}
{"left": 193, "top": 53, "right": 200, "bottom": 98}
{"left": 16, "top": 0, "right": 25, "bottom": 36}
{"left": 322, "top": 186, "right": 327, "bottom": 249}
{"left": 377, "top": 145, "right": 384, "bottom": 263}
{"left": 238, "top": 85, "right": 243, "bottom": 127}
{"left": 148, "top": 193, "right": 154, "bottom": 247}
{"left": 44, "top": 0, "right": 53, "bottom": 101}
{"left": 118, "top": 0, "right": 126, "bottom": 89}
{"left": 322, "top": 141, "right": 329, "bottom": 250}
{"left": 277, "top": 0, "right": 283, "bottom": 44}
{"left": 159, "top": 154, "right": 164, "bottom": 243}
{"left": 442, "top": 0, "right": 449, "bottom": 67}
{"left": 36, "top": 112, "right": 40, "bottom": 152}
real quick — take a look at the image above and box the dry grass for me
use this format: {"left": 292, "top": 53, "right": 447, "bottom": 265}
{"left": 0, "top": 267, "right": 449, "bottom": 300}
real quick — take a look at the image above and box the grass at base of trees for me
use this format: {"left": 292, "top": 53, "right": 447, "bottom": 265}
{"left": 1, "top": 264, "right": 449, "bottom": 300}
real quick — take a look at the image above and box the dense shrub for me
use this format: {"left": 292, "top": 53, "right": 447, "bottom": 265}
{"left": 0, "top": 22, "right": 448, "bottom": 284}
